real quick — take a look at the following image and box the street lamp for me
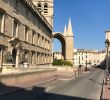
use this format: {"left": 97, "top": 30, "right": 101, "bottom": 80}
{"left": 105, "top": 39, "right": 110, "bottom": 85}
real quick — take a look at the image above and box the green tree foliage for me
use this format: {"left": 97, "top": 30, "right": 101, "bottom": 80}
{"left": 53, "top": 59, "right": 73, "bottom": 66}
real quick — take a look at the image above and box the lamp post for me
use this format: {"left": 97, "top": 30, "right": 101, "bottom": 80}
{"left": 105, "top": 39, "right": 110, "bottom": 85}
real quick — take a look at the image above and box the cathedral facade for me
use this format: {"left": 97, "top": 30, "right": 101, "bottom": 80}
{"left": 0, "top": 0, "right": 53, "bottom": 68}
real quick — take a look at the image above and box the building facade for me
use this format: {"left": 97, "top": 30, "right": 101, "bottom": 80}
{"left": 0, "top": 0, "right": 53, "bottom": 68}
{"left": 53, "top": 51, "right": 63, "bottom": 60}
{"left": 74, "top": 49, "right": 106, "bottom": 67}
{"left": 32, "top": 0, "right": 54, "bottom": 27}
{"left": 53, "top": 49, "right": 106, "bottom": 67}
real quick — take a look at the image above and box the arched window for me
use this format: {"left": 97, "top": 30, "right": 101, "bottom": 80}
{"left": 37, "top": 3, "right": 42, "bottom": 12}
{"left": 44, "top": 3, "right": 48, "bottom": 14}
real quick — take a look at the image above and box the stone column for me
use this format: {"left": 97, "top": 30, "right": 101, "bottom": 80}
{"left": 36, "top": 52, "right": 37, "bottom": 65}
{"left": 0, "top": 49, "right": 3, "bottom": 68}
{"left": 15, "top": 49, "right": 20, "bottom": 68}
{"left": 1, "top": 14, "right": 5, "bottom": 33}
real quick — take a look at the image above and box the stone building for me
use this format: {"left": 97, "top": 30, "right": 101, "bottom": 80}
{"left": 53, "top": 19, "right": 74, "bottom": 63}
{"left": 32, "top": 0, "right": 54, "bottom": 27}
{"left": 0, "top": 0, "right": 53, "bottom": 68}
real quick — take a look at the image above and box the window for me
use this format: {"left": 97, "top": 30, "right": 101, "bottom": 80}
{"left": 37, "top": 3, "right": 42, "bottom": 12}
{"left": 32, "top": 31, "right": 35, "bottom": 45}
{"left": 13, "top": 19, "right": 19, "bottom": 37}
{"left": 14, "top": 0, "right": 19, "bottom": 14}
{"left": 25, "top": 26, "right": 29, "bottom": 42}
{"left": 97, "top": 60, "right": 99, "bottom": 63}
{"left": 44, "top": 3, "right": 48, "bottom": 14}
{"left": 0, "top": 12, "right": 4, "bottom": 33}
{"left": 82, "top": 56, "right": 83, "bottom": 60}
{"left": 94, "top": 60, "right": 95, "bottom": 63}
{"left": 42, "top": 36, "right": 44, "bottom": 47}
{"left": 37, "top": 34, "right": 40, "bottom": 46}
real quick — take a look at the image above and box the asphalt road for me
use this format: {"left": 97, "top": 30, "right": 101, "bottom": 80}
{"left": 33, "top": 68, "right": 104, "bottom": 100}
{"left": 0, "top": 68, "right": 104, "bottom": 100}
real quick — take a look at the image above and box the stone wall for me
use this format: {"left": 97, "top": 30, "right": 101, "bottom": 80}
{"left": 0, "top": 69, "right": 56, "bottom": 86}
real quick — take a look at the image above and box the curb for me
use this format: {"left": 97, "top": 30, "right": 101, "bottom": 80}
{"left": 100, "top": 80, "right": 104, "bottom": 100}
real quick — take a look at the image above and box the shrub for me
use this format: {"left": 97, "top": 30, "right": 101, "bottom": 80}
{"left": 53, "top": 59, "right": 73, "bottom": 66}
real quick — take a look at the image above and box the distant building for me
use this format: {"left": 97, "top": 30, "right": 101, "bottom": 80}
{"left": 53, "top": 49, "right": 106, "bottom": 67}
{"left": 53, "top": 51, "right": 64, "bottom": 60}
{"left": 0, "top": 0, "right": 53, "bottom": 68}
{"left": 74, "top": 49, "right": 106, "bottom": 67}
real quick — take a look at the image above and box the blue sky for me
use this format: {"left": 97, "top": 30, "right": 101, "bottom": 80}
{"left": 53, "top": 0, "right": 110, "bottom": 51}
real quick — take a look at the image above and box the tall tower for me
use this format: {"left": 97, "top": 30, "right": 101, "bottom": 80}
{"left": 32, "top": 0, "right": 54, "bottom": 27}
{"left": 65, "top": 19, "right": 74, "bottom": 63}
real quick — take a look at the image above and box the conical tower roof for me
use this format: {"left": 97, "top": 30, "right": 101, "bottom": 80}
{"left": 67, "top": 18, "right": 73, "bottom": 36}
{"left": 63, "top": 24, "right": 67, "bottom": 36}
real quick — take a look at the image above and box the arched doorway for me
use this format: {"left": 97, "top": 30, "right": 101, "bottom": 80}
{"left": 53, "top": 32, "right": 66, "bottom": 60}
{"left": 12, "top": 48, "right": 17, "bottom": 64}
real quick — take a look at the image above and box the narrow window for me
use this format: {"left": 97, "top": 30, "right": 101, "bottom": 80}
{"left": 44, "top": 4, "right": 48, "bottom": 14}
{"left": 25, "top": 26, "right": 28, "bottom": 42}
{"left": 14, "top": 0, "right": 19, "bottom": 13}
{"left": 32, "top": 31, "right": 35, "bottom": 45}
{"left": 13, "top": 20, "right": 19, "bottom": 37}
{"left": 0, "top": 12, "right": 4, "bottom": 33}
{"left": 37, "top": 3, "right": 42, "bottom": 12}
{"left": 37, "top": 34, "right": 40, "bottom": 46}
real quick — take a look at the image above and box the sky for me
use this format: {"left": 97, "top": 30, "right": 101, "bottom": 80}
{"left": 53, "top": 0, "right": 110, "bottom": 52}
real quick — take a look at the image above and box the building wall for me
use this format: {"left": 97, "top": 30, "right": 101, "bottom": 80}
{"left": 32, "top": 0, "right": 54, "bottom": 27}
{"left": 74, "top": 49, "right": 106, "bottom": 67}
{"left": 53, "top": 49, "right": 106, "bottom": 67}
{"left": 53, "top": 52, "right": 63, "bottom": 60}
{"left": 0, "top": 0, "right": 53, "bottom": 68}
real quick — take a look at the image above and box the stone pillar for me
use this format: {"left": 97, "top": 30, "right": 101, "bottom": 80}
{"left": 15, "top": 49, "right": 20, "bottom": 68}
{"left": 36, "top": 52, "right": 38, "bottom": 65}
{"left": 37, "top": 52, "right": 39, "bottom": 65}
{"left": 0, "top": 49, "right": 3, "bottom": 68}
{"left": 1, "top": 14, "right": 5, "bottom": 33}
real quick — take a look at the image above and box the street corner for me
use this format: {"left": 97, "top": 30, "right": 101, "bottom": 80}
{"left": 102, "top": 84, "right": 110, "bottom": 100}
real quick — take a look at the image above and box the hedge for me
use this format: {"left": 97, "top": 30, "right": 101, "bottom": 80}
{"left": 53, "top": 59, "right": 73, "bottom": 66}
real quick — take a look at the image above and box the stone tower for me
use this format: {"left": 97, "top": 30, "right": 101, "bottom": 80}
{"left": 32, "top": 0, "right": 54, "bottom": 27}
{"left": 53, "top": 19, "right": 74, "bottom": 64}
{"left": 64, "top": 19, "right": 74, "bottom": 62}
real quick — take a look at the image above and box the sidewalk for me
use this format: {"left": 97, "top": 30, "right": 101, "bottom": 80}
{"left": 102, "top": 84, "right": 110, "bottom": 100}
{"left": 0, "top": 70, "right": 90, "bottom": 96}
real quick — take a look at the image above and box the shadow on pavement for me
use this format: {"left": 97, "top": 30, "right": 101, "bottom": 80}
{"left": 89, "top": 78, "right": 103, "bottom": 85}
{"left": 0, "top": 82, "right": 92, "bottom": 100}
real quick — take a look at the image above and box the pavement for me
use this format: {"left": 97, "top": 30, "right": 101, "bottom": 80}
{"left": 0, "top": 69, "right": 88, "bottom": 97}
{"left": 1, "top": 67, "right": 109, "bottom": 100}
{"left": 102, "top": 84, "right": 110, "bottom": 100}
{"left": 0, "top": 71, "right": 74, "bottom": 96}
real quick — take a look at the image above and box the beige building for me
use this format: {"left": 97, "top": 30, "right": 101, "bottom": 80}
{"left": 53, "top": 51, "right": 63, "bottom": 60}
{"left": 0, "top": 0, "right": 53, "bottom": 68}
{"left": 53, "top": 49, "right": 106, "bottom": 67}
{"left": 74, "top": 49, "right": 106, "bottom": 67}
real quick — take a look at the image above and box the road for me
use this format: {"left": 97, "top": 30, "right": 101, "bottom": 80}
{"left": 0, "top": 68, "right": 104, "bottom": 100}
